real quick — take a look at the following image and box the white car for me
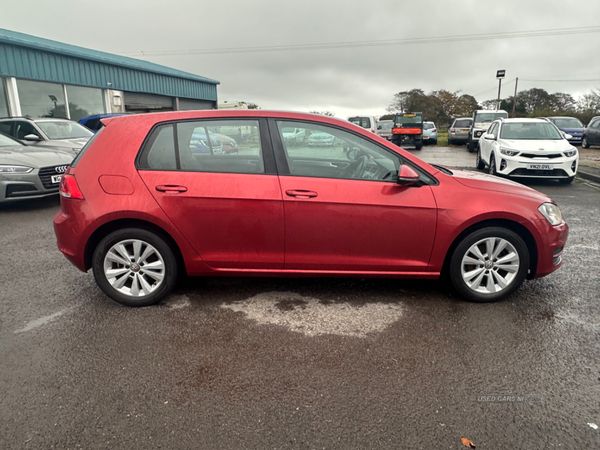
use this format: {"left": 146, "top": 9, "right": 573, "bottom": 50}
{"left": 476, "top": 118, "right": 578, "bottom": 184}
{"left": 281, "top": 127, "right": 306, "bottom": 145}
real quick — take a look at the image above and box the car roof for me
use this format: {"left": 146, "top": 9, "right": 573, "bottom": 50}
{"left": 101, "top": 110, "right": 356, "bottom": 128}
{"left": 498, "top": 118, "right": 551, "bottom": 124}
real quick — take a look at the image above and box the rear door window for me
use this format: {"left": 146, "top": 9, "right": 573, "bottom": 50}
{"left": 138, "top": 119, "right": 266, "bottom": 174}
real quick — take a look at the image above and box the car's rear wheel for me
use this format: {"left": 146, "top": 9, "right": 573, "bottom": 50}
{"left": 449, "top": 227, "right": 529, "bottom": 302}
{"left": 581, "top": 137, "right": 590, "bottom": 149}
{"left": 92, "top": 228, "right": 178, "bottom": 307}
{"left": 415, "top": 137, "right": 423, "bottom": 150}
{"left": 476, "top": 146, "right": 485, "bottom": 169}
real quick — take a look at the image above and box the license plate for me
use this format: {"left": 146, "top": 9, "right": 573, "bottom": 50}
{"left": 461, "top": 129, "right": 470, "bottom": 132}
{"left": 51, "top": 175, "right": 62, "bottom": 183}
{"left": 527, "top": 164, "right": 552, "bottom": 170}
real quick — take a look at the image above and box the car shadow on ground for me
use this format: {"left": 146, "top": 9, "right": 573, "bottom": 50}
{"left": 0, "top": 195, "right": 61, "bottom": 212}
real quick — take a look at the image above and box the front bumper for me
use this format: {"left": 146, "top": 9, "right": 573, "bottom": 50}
{"left": 531, "top": 219, "right": 569, "bottom": 279}
{"left": 0, "top": 169, "right": 61, "bottom": 203}
{"left": 495, "top": 155, "right": 578, "bottom": 179}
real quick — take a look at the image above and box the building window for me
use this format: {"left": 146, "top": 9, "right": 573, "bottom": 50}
{"left": 16, "top": 79, "right": 67, "bottom": 118}
{"left": 66, "top": 85, "right": 105, "bottom": 121}
{"left": 0, "top": 78, "right": 9, "bottom": 117}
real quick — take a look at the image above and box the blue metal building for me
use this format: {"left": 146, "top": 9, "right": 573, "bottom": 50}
{"left": 0, "top": 28, "right": 219, "bottom": 120}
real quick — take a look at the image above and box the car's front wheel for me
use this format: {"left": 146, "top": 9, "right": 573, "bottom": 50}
{"left": 476, "top": 146, "right": 485, "bottom": 169}
{"left": 582, "top": 137, "right": 590, "bottom": 149}
{"left": 489, "top": 152, "right": 497, "bottom": 175}
{"left": 92, "top": 228, "right": 178, "bottom": 307}
{"left": 449, "top": 227, "right": 529, "bottom": 302}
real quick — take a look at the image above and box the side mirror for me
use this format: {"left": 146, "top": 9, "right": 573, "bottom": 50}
{"left": 563, "top": 133, "right": 573, "bottom": 140}
{"left": 482, "top": 133, "right": 495, "bottom": 140}
{"left": 397, "top": 165, "right": 420, "bottom": 186}
{"left": 23, "top": 134, "right": 42, "bottom": 141}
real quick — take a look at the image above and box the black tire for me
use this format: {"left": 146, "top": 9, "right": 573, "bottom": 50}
{"left": 559, "top": 176, "right": 574, "bottom": 184}
{"left": 467, "top": 139, "right": 475, "bottom": 153}
{"left": 449, "top": 227, "right": 529, "bottom": 302}
{"left": 581, "top": 137, "right": 590, "bottom": 149}
{"left": 448, "top": 139, "right": 454, "bottom": 145}
{"left": 476, "top": 146, "right": 485, "bottom": 169}
{"left": 92, "top": 228, "right": 178, "bottom": 307}
{"left": 489, "top": 153, "right": 497, "bottom": 175}
{"left": 415, "top": 137, "right": 423, "bottom": 150}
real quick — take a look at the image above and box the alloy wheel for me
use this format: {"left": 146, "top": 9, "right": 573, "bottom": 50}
{"left": 103, "top": 239, "right": 165, "bottom": 297}
{"left": 460, "top": 237, "right": 520, "bottom": 295}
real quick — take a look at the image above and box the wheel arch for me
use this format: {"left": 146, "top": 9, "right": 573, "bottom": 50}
{"left": 84, "top": 218, "right": 186, "bottom": 276}
{"left": 441, "top": 218, "right": 538, "bottom": 280}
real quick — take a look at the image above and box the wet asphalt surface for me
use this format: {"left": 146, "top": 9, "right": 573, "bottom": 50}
{"left": 1, "top": 147, "right": 599, "bottom": 449}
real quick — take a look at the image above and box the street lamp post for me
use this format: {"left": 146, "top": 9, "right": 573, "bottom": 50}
{"left": 496, "top": 70, "right": 505, "bottom": 110}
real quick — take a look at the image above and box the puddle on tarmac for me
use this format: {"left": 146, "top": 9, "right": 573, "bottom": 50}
{"left": 220, "top": 291, "right": 403, "bottom": 337}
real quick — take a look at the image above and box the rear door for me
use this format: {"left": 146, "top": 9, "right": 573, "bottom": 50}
{"left": 137, "top": 118, "right": 284, "bottom": 269}
{"left": 270, "top": 119, "right": 437, "bottom": 272}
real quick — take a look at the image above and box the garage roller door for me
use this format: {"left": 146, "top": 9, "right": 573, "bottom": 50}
{"left": 123, "top": 92, "right": 173, "bottom": 110}
{"left": 178, "top": 98, "right": 215, "bottom": 110}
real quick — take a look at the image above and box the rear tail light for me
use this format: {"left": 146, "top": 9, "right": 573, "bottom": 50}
{"left": 59, "top": 174, "right": 84, "bottom": 199}
{"left": 450, "top": 130, "right": 455, "bottom": 134}
{"left": 432, "top": 129, "right": 437, "bottom": 133}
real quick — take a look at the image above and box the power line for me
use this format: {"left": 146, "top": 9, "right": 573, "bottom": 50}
{"left": 120, "top": 26, "right": 600, "bottom": 57}
{"left": 520, "top": 78, "right": 600, "bottom": 82}
{"left": 473, "top": 79, "right": 517, "bottom": 98}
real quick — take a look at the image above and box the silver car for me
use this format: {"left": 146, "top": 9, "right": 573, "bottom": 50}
{"left": 0, "top": 117, "right": 93, "bottom": 156}
{"left": 0, "top": 132, "right": 73, "bottom": 203}
{"left": 448, "top": 117, "right": 473, "bottom": 145}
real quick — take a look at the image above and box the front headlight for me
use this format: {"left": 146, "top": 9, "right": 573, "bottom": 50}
{"left": 563, "top": 149, "right": 577, "bottom": 157}
{"left": 500, "top": 147, "right": 519, "bottom": 156}
{"left": 0, "top": 165, "right": 34, "bottom": 174}
{"left": 538, "top": 203, "right": 563, "bottom": 226}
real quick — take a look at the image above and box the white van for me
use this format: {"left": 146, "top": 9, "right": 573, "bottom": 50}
{"left": 348, "top": 116, "right": 378, "bottom": 134}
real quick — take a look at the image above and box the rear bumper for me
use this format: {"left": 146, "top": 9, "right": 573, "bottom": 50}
{"left": 53, "top": 198, "right": 95, "bottom": 272}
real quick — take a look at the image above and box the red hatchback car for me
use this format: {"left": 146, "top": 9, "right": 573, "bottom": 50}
{"left": 54, "top": 111, "right": 568, "bottom": 306}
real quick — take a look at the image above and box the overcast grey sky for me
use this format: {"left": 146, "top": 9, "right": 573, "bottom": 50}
{"left": 2, "top": 0, "right": 599, "bottom": 118}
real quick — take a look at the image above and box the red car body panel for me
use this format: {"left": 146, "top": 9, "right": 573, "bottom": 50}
{"left": 54, "top": 110, "right": 568, "bottom": 284}
{"left": 278, "top": 175, "right": 437, "bottom": 272}
{"left": 138, "top": 171, "right": 285, "bottom": 269}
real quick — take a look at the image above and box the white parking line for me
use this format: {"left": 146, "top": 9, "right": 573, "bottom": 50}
{"left": 14, "top": 307, "right": 74, "bottom": 334}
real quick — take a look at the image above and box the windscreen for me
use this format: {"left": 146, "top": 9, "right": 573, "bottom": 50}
{"left": 348, "top": 117, "right": 372, "bottom": 128}
{"left": 394, "top": 114, "right": 422, "bottom": 126}
{"left": 553, "top": 118, "right": 583, "bottom": 128}
{"left": 454, "top": 119, "right": 472, "bottom": 128}
{"left": 475, "top": 112, "right": 508, "bottom": 123}
{"left": 500, "top": 122, "right": 563, "bottom": 140}
{"left": 0, "top": 132, "right": 21, "bottom": 147}
{"left": 37, "top": 121, "right": 94, "bottom": 139}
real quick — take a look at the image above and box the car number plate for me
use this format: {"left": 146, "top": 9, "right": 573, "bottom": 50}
{"left": 461, "top": 129, "right": 470, "bottom": 132}
{"left": 51, "top": 175, "right": 62, "bottom": 183}
{"left": 527, "top": 164, "right": 552, "bottom": 170}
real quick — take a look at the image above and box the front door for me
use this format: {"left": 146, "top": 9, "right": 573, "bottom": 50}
{"left": 272, "top": 119, "right": 437, "bottom": 273}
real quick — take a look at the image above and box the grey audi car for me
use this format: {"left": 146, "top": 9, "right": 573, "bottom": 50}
{"left": 0, "top": 132, "right": 73, "bottom": 203}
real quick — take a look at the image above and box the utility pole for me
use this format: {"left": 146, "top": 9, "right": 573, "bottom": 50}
{"left": 496, "top": 70, "right": 505, "bottom": 110}
{"left": 512, "top": 77, "right": 519, "bottom": 117}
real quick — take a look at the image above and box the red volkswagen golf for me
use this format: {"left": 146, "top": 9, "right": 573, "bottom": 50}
{"left": 54, "top": 111, "right": 568, "bottom": 306}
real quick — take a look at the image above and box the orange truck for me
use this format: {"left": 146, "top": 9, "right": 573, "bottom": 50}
{"left": 391, "top": 112, "right": 423, "bottom": 150}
